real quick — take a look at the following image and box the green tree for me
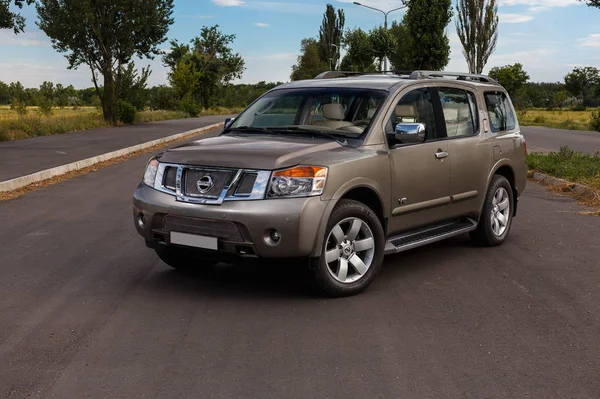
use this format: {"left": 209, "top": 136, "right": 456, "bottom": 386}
{"left": 0, "top": 80, "right": 10, "bottom": 105}
{"left": 169, "top": 59, "right": 202, "bottom": 100}
{"left": 164, "top": 25, "right": 245, "bottom": 108}
{"left": 564, "top": 66, "right": 600, "bottom": 107}
{"left": 455, "top": 0, "right": 499, "bottom": 74}
{"left": 318, "top": 4, "right": 345, "bottom": 70}
{"left": 36, "top": 0, "right": 175, "bottom": 124}
{"left": 578, "top": 0, "right": 600, "bottom": 7}
{"left": 488, "top": 63, "right": 530, "bottom": 98}
{"left": 9, "top": 81, "right": 25, "bottom": 102}
{"left": 117, "top": 63, "right": 151, "bottom": 110}
{"left": 291, "top": 38, "right": 328, "bottom": 80}
{"left": 340, "top": 28, "right": 377, "bottom": 72}
{"left": 0, "top": 0, "right": 33, "bottom": 33}
{"left": 403, "top": 0, "right": 453, "bottom": 70}
{"left": 388, "top": 21, "right": 415, "bottom": 72}
{"left": 369, "top": 26, "right": 397, "bottom": 71}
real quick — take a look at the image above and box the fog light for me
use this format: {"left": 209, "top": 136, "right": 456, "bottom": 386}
{"left": 271, "top": 230, "right": 281, "bottom": 242}
{"left": 137, "top": 212, "right": 146, "bottom": 228}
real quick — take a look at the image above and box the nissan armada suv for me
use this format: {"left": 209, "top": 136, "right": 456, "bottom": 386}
{"left": 133, "top": 70, "right": 527, "bottom": 297}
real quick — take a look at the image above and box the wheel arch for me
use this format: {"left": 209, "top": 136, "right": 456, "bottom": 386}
{"left": 483, "top": 161, "right": 518, "bottom": 217}
{"left": 311, "top": 179, "right": 389, "bottom": 257}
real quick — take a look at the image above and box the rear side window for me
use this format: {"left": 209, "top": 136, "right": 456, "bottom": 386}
{"left": 438, "top": 88, "right": 478, "bottom": 137}
{"left": 484, "top": 92, "right": 516, "bottom": 133}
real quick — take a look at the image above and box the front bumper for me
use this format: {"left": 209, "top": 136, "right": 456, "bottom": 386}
{"left": 132, "top": 183, "right": 330, "bottom": 258}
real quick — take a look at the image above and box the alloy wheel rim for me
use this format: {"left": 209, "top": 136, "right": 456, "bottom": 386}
{"left": 325, "top": 217, "right": 375, "bottom": 283}
{"left": 490, "top": 187, "right": 510, "bottom": 237}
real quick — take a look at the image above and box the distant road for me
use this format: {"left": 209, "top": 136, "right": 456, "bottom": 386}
{"left": 521, "top": 126, "right": 600, "bottom": 155}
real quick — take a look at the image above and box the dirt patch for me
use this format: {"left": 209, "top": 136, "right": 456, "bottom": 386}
{"left": 0, "top": 127, "right": 220, "bottom": 202}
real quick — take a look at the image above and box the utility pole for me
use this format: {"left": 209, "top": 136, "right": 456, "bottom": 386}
{"left": 353, "top": 2, "right": 407, "bottom": 71}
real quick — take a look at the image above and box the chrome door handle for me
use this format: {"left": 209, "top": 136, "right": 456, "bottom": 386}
{"left": 435, "top": 151, "right": 449, "bottom": 159}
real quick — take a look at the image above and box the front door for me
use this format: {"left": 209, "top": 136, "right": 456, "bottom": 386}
{"left": 386, "top": 87, "right": 451, "bottom": 235}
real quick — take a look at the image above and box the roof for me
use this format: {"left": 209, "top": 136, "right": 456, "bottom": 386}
{"left": 275, "top": 70, "right": 503, "bottom": 92}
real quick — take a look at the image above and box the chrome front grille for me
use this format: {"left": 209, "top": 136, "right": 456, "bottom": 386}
{"left": 164, "top": 216, "right": 244, "bottom": 242}
{"left": 184, "top": 168, "right": 233, "bottom": 198}
{"left": 153, "top": 163, "right": 271, "bottom": 205}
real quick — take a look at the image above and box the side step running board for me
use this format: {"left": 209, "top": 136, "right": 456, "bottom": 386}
{"left": 384, "top": 218, "right": 478, "bottom": 255}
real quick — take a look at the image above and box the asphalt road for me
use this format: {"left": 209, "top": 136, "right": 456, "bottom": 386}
{"left": 1, "top": 147, "right": 600, "bottom": 398}
{"left": 521, "top": 126, "right": 600, "bottom": 155}
{"left": 0, "top": 115, "right": 234, "bottom": 182}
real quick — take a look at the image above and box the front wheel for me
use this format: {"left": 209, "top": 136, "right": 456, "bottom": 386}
{"left": 313, "top": 199, "right": 385, "bottom": 297}
{"left": 470, "top": 175, "right": 514, "bottom": 247}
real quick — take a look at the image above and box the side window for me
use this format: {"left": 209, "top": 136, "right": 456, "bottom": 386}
{"left": 438, "top": 88, "right": 477, "bottom": 137}
{"left": 386, "top": 88, "right": 437, "bottom": 148}
{"left": 484, "top": 92, "right": 516, "bottom": 133}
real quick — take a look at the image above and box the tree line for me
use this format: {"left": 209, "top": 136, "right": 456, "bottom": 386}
{"left": 1, "top": 0, "right": 599, "bottom": 124}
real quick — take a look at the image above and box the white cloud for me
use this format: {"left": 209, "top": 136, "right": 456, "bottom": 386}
{"left": 254, "top": 22, "right": 270, "bottom": 27}
{"left": 499, "top": 13, "right": 535, "bottom": 23}
{"left": 212, "top": 0, "right": 244, "bottom": 6}
{"left": 578, "top": 34, "right": 600, "bottom": 48}
{"left": 499, "top": 0, "right": 578, "bottom": 6}
{"left": 0, "top": 30, "right": 50, "bottom": 47}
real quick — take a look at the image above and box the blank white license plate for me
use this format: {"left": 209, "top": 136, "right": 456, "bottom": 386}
{"left": 170, "top": 231, "right": 218, "bottom": 250}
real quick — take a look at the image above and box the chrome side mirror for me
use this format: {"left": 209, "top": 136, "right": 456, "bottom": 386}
{"left": 224, "top": 117, "right": 235, "bottom": 129}
{"left": 395, "top": 122, "right": 426, "bottom": 144}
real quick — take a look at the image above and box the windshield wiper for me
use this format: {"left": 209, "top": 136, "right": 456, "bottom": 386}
{"left": 263, "top": 127, "right": 348, "bottom": 145}
{"left": 222, "top": 126, "right": 274, "bottom": 134}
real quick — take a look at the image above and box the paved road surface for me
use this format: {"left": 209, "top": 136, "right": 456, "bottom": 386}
{"left": 521, "top": 126, "right": 600, "bottom": 155}
{"left": 0, "top": 115, "right": 233, "bottom": 182}
{"left": 1, "top": 139, "right": 599, "bottom": 398}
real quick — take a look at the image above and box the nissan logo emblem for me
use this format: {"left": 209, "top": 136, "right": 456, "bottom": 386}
{"left": 196, "top": 175, "right": 214, "bottom": 193}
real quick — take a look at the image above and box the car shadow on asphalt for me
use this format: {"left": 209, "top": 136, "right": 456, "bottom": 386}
{"left": 145, "top": 234, "right": 483, "bottom": 300}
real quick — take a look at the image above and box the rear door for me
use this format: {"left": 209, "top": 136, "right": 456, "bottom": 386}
{"left": 436, "top": 86, "right": 491, "bottom": 218}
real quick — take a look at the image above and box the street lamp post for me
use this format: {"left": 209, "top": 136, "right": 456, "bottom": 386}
{"left": 353, "top": 1, "right": 407, "bottom": 72}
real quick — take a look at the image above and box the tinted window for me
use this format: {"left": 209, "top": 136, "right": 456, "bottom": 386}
{"left": 386, "top": 88, "right": 437, "bottom": 147}
{"left": 484, "top": 92, "right": 516, "bottom": 133}
{"left": 438, "top": 88, "right": 477, "bottom": 137}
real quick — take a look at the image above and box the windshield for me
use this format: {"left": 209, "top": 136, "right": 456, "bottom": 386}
{"left": 227, "top": 88, "right": 388, "bottom": 139}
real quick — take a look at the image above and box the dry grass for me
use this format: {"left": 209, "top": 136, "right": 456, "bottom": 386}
{"left": 0, "top": 126, "right": 221, "bottom": 202}
{"left": 527, "top": 148, "right": 600, "bottom": 215}
{"left": 0, "top": 105, "right": 240, "bottom": 141}
{"left": 518, "top": 108, "right": 599, "bottom": 131}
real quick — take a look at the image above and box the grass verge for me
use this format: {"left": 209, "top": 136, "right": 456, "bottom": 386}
{"left": 518, "top": 108, "right": 600, "bottom": 131}
{"left": 0, "top": 106, "right": 241, "bottom": 141}
{"left": 0, "top": 126, "right": 220, "bottom": 202}
{"left": 526, "top": 146, "right": 600, "bottom": 215}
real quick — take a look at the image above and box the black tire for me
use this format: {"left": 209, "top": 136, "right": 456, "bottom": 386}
{"left": 470, "top": 175, "right": 514, "bottom": 247}
{"left": 155, "top": 245, "right": 219, "bottom": 272}
{"left": 312, "top": 199, "right": 385, "bottom": 297}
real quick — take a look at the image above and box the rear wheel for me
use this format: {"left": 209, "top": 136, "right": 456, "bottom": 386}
{"left": 313, "top": 199, "right": 385, "bottom": 297}
{"left": 155, "top": 245, "right": 219, "bottom": 272}
{"left": 470, "top": 175, "right": 514, "bottom": 247}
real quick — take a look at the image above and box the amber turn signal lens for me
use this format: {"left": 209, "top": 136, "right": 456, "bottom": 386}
{"left": 272, "top": 166, "right": 327, "bottom": 178}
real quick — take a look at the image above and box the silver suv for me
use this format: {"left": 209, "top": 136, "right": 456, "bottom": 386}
{"left": 133, "top": 70, "right": 527, "bottom": 297}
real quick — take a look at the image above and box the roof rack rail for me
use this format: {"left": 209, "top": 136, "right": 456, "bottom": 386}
{"left": 408, "top": 70, "right": 498, "bottom": 84}
{"left": 313, "top": 70, "right": 413, "bottom": 79}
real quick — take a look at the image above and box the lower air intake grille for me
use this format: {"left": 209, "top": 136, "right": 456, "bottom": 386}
{"left": 163, "top": 216, "right": 244, "bottom": 242}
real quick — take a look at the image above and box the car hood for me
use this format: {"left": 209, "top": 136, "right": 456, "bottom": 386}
{"left": 158, "top": 134, "right": 359, "bottom": 170}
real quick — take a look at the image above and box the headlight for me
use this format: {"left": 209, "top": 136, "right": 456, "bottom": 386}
{"left": 143, "top": 157, "right": 159, "bottom": 187}
{"left": 267, "top": 166, "right": 328, "bottom": 198}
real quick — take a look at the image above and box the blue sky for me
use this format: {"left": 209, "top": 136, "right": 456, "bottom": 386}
{"left": 1, "top": 0, "right": 599, "bottom": 88}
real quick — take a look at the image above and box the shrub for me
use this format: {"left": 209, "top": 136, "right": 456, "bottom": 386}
{"left": 117, "top": 100, "right": 137, "bottom": 124}
{"left": 10, "top": 98, "right": 27, "bottom": 115}
{"left": 571, "top": 103, "right": 586, "bottom": 112}
{"left": 38, "top": 99, "right": 53, "bottom": 117}
{"left": 178, "top": 97, "right": 200, "bottom": 117}
{"left": 533, "top": 115, "right": 546, "bottom": 124}
{"left": 590, "top": 110, "right": 600, "bottom": 132}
